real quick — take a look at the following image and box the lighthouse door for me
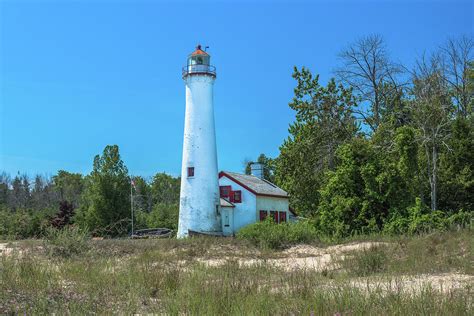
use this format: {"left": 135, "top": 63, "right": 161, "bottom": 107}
{"left": 222, "top": 208, "right": 233, "bottom": 236}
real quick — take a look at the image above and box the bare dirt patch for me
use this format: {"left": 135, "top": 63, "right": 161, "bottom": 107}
{"left": 195, "top": 241, "right": 473, "bottom": 294}
{"left": 197, "top": 241, "right": 391, "bottom": 272}
{"left": 349, "top": 273, "right": 474, "bottom": 294}
{"left": 0, "top": 243, "right": 14, "bottom": 257}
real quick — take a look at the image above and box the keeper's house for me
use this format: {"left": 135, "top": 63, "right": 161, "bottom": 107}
{"left": 218, "top": 169, "right": 296, "bottom": 236}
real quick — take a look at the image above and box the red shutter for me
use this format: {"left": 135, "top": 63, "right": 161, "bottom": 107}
{"left": 233, "top": 191, "right": 242, "bottom": 203}
{"left": 259, "top": 210, "right": 267, "bottom": 221}
{"left": 220, "top": 186, "right": 231, "bottom": 198}
{"left": 279, "top": 211, "right": 287, "bottom": 223}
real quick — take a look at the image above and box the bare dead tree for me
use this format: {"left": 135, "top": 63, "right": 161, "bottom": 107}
{"left": 440, "top": 35, "right": 474, "bottom": 116}
{"left": 411, "top": 53, "right": 453, "bottom": 211}
{"left": 335, "top": 34, "right": 404, "bottom": 131}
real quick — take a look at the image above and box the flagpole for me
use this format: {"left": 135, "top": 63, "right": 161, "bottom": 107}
{"left": 130, "top": 176, "right": 134, "bottom": 238}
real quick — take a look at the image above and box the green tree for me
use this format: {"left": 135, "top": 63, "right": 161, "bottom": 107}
{"left": 275, "top": 67, "right": 358, "bottom": 216}
{"left": 438, "top": 117, "right": 474, "bottom": 212}
{"left": 52, "top": 171, "right": 84, "bottom": 208}
{"left": 75, "top": 145, "right": 130, "bottom": 237}
{"left": 317, "top": 126, "right": 420, "bottom": 238}
{"left": 467, "top": 60, "right": 474, "bottom": 113}
{"left": 150, "top": 173, "right": 180, "bottom": 205}
{"left": 132, "top": 176, "right": 152, "bottom": 212}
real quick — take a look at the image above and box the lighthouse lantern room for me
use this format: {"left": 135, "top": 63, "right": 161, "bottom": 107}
{"left": 182, "top": 44, "right": 216, "bottom": 78}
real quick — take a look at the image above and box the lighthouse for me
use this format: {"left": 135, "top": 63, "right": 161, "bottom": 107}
{"left": 177, "top": 45, "right": 221, "bottom": 238}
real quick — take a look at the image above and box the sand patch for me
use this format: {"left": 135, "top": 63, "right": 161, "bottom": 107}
{"left": 197, "top": 242, "right": 391, "bottom": 272}
{"left": 349, "top": 273, "right": 474, "bottom": 294}
{"left": 0, "top": 243, "right": 14, "bottom": 257}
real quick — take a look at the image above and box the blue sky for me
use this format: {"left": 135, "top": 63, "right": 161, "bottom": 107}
{"left": 1, "top": 0, "right": 472, "bottom": 178}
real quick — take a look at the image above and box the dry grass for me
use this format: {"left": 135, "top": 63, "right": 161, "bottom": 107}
{"left": 0, "top": 229, "right": 472, "bottom": 314}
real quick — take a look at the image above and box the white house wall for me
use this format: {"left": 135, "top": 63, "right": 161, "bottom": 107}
{"left": 218, "top": 175, "right": 257, "bottom": 234}
{"left": 256, "top": 196, "right": 290, "bottom": 220}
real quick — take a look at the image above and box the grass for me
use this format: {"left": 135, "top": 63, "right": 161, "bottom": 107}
{"left": 0, "top": 229, "right": 472, "bottom": 314}
{"left": 339, "top": 229, "right": 473, "bottom": 276}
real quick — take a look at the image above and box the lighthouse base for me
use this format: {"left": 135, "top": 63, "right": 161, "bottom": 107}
{"left": 187, "top": 230, "right": 223, "bottom": 237}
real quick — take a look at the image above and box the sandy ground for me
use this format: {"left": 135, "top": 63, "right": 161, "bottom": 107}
{"left": 197, "top": 242, "right": 391, "bottom": 272}
{"left": 0, "top": 243, "right": 14, "bottom": 256}
{"left": 348, "top": 273, "right": 474, "bottom": 294}
{"left": 2, "top": 241, "right": 472, "bottom": 294}
{"left": 195, "top": 242, "right": 473, "bottom": 293}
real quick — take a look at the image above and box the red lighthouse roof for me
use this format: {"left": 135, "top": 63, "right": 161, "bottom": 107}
{"left": 191, "top": 44, "right": 209, "bottom": 56}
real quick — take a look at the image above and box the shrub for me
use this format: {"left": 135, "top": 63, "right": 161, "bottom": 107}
{"left": 383, "top": 213, "right": 410, "bottom": 235}
{"left": 446, "top": 210, "right": 473, "bottom": 229}
{"left": 51, "top": 201, "right": 75, "bottom": 229}
{"left": 147, "top": 203, "right": 179, "bottom": 230}
{"left": 407, "top": 199, "right": 447, "bottom": 234}
{"left": 341, "top": 246, "right": 388, "bottom": 276}
{"left": 236, "top": 218, "right": 318, "bottom": 249}
{"left": 43, "top": 226, "right": 90, "bottom": 258}
{"left": 383, "top": 199, "right": 468, "bottom": 235}
{"left": 0, "top": 207, "right": 53, "bottom": 239}
{"left": 132, "top": 203, "right": 179, "bottom": 231}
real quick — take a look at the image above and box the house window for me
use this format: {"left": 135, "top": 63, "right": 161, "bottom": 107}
{"left": 259, "top": 210, "right": 267, "bottom": 221}
{"left": 270, "top": 211, "right": 278, "bottom": 223}
{"left": 232, "top": 191, "right": 242, "bottom": 203}
{"left": 279, "top": 211, "right": 287, "bottom": 223}
{"left": 187, "top": 167, "right": 194, "bottom": 177}
{"left": 220, "top": 186, "right": 231, "bottom": 198}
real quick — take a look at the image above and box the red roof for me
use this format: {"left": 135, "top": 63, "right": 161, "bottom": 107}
{"left": 191, "top": 44, "right": 209, "bottom": 56}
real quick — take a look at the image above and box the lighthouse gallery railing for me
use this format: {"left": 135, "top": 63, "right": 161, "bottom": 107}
{"left": 182, "top": 64, "right": 216, "bottom": 78}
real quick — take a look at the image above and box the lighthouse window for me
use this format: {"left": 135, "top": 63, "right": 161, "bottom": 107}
{"left": 187, "top": 167, "right": 194, "bottom": 177}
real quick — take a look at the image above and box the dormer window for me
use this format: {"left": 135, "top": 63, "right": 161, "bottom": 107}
{"left": 187, "top": 167, "right": 194, "bottom": 178}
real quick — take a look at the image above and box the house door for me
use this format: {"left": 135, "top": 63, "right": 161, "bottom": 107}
{"left": 222, "top": 208, "right": 233, "bottom": 236}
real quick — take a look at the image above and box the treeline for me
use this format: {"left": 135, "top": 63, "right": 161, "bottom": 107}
{"left": 0, "top": 145, "right": 180, "bottom": 238}
{"left": 252, "top": 35, "right": 473, "bottom": 238}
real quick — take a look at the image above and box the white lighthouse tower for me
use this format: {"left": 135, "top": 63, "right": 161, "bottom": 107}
{"left": 177, "top": 45, "right": 221, "bottom": 238}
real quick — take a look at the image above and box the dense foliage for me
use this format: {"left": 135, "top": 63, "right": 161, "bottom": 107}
{"left": 237, "top": 217, "right": 318, "bottom": 249}
{"left": 0, "top": 146, "right": 180, "bottom": 238}
{"left": 273, "top": 35, "right": 474, "bottom": 238}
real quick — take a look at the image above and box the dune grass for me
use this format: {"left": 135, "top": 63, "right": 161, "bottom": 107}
{"left": 0, "top": 229, "right": 472, "bottom": 314}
